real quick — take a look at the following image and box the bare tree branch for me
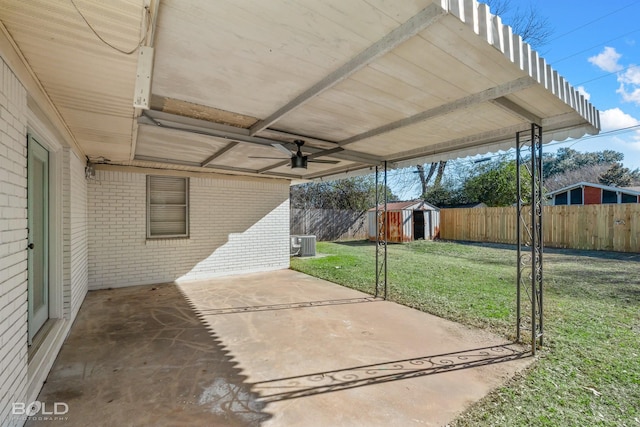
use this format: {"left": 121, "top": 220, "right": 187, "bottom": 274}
{"left": 483, "top": 0, "right": 553, "bottom": 48}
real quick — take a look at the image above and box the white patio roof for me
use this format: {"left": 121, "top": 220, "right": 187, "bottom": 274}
{"left": 0, "top": 0, "right": 600, "bottom": 181}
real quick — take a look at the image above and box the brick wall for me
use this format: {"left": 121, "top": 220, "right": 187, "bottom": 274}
{"left": 63, "top": 149, "right": 88, "bottom": 319}
{"left": 0, "top": 58, "right": 28, "bottom": 427}
{"left": 88, "top": 170, "right": 290, "bottom": 289}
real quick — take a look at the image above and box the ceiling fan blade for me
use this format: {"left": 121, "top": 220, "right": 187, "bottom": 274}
{"left": 248, "top": 156, "right": 289, "bottom": 160}
{"left": 271, "top": 143, "right": 294, "bottom": 156}
{"left": 308, "top": 159, "right": 340, "bottom": 164}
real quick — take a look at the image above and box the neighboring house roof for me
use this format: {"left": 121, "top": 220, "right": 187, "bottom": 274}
{"left": 367, "top": 201, "right": 439, "bottom": 212}
{"left": 547, "top": 182, "right": 640, "bottom": 197}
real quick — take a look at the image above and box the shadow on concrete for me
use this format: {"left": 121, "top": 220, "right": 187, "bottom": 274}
{"left": 29, "top": 284, "right": 271, "bottom": 427}
{"left": 196, "top": 297, "right": 382, "bottom": 315}
{"left": 253, "top": 343, "right": 529, "bottom": 403}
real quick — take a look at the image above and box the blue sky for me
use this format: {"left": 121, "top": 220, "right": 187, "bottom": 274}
{"left": 390, "top": 1, "right": 640, "bottom": 199}
{"left": 517, "top": 0, "right": 640, "bottom": 169}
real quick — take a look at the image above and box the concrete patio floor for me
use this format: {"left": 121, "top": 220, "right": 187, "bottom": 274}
{"left": 30, "top": 269, "right": 532, "bottom": 426}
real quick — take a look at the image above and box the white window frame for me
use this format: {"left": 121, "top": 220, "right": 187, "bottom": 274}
{"left": 146, "top": 175, "right": 190, "bottom": 239}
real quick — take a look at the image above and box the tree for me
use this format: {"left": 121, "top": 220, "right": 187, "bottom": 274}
{"left": 461, "top": 159, "right": 526, "bottom": 206}
{"left": 598, "top": 163, "right": 640, "bottom": 187}
{"left": 423, "top": 182, "right": 467, "bottom": 207}
{"left": 543, "top": 148, "right": 623, "bottom": 180}
{"left": 482, "top": 0, "right": 552, "bottom": 48}
{"left": 290, "top": 176, "right": 397, "bottom": 211}
{"left": 415, "top": 163, "right": 437, "bottom": 197}
{"left": 415, "top": 161, "right": 445, "bottom": 199}
{"left": 543, "top": 163, "right": 611, "bottom": 192}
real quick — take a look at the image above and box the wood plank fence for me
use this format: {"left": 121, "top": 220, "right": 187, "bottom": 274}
{"left": 290, "top": 208, "right": 367, "bottom": 241}
{"left": 439, "top": 204, "right": 640, "bottom": 253}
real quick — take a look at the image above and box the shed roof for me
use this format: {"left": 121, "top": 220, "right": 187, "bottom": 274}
{"left": 368, "top": 201, "right": 439, "bottom": 212}
{"left": 0, "top": 0, "right": 600, "bottom": 181}
{"left": 547, "top": 182, "right": 640, "bottom": 197}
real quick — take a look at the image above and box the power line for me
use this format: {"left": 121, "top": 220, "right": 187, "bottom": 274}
{"left": 548, "top": 27, "right": 640, "bottom": 65}
{"left": 547, "top": 1, "right": 639, "bottom": 43}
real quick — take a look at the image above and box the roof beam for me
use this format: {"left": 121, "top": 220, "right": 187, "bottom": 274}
{"left": 256, "top": 128, "right": 339, "bottom": 150}
{"left": 388, "top": 123, "right": 532, "bottom": 167}
{"left": 339, "top": 76, "right": 535, "bottom": 148}
{"left": 139, "top": 110, "right": 383, "bottom": 166}
{"left": 248, "top": 3, "right": 447, "bottom": 136}
{"left": 200, "top": 141, "right": 240, "bottom": 167}
{"left": 134, "top": 155, "right": 258, "bottom": 174}
{"left": 491, "top": 97, "right": 541, "bottom": 125}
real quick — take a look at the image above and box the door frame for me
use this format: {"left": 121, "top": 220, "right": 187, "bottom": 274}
{"left": 27, "top": 136, "right": 50, "bottom": 343}
{"left": 26, "top": 109, "right": 66, "bottom": 401}
{"left": 26, "top": 110, "right": 64, "bottom": 326}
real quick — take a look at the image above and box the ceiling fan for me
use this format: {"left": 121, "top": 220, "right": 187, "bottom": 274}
{"left": 249, "top": 139, "right": 339, "bottom": 169}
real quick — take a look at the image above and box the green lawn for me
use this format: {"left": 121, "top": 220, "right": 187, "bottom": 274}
{"left": 291, "top": 240, "right": 640, "bottom": 427}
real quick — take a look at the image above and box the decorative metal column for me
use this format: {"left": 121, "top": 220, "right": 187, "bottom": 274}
{"left": 375, "top": 161, "right": 388, "bottom": 299}
{"left": 516, "top": 124, "right": 544, "bottom": 354}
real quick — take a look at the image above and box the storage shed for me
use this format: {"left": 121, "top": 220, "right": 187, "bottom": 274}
{"left": 368, "top": 201, "right": 440, "bottom": 243}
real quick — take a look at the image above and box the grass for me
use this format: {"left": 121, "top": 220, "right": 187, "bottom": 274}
{"left": 291, "top": 240, "right": 640, "bottom": 426}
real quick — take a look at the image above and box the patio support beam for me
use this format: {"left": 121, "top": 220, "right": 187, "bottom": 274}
{"left": 516, "top": 124, "right": 544, "bottom": 355}
{"left": 339, "top": 76, "right": 535, "bottom": 148}
{"left": 248, "top": 3, "right": 447, "bottom": 136}
{"left": 375, "top": 161, "right": 388, "bottom": 299}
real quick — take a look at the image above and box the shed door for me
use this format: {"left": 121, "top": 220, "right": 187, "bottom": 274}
{"left": 413, "top": 211, "right": 425, "bottom": 240}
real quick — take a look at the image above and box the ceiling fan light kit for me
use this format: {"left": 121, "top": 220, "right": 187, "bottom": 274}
{"left": 248, "top": 139, "right": 339, "bottom": 169}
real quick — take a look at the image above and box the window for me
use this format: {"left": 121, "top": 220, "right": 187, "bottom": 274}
{"left": 602, "top": 190, "right": 617, "bottom": 204}
{"left": 569, "top": 188, "right": 583, "bottom": 205}
{"left": 621, "top": 193, "right": 638, "bottom": 203}
{"left": 554, "top": 191, "right": 568, "bottom": 205}
{"left": 147, "top": 176, "right": 189, "bottom": 238}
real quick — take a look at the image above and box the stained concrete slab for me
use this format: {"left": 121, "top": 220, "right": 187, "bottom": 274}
{"left": 30, "top": 270, "right": 531, "bottom": 426}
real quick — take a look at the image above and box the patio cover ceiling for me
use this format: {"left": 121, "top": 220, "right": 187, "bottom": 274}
{"left": 0, "top": 0, "right": 600, "bottom": 181}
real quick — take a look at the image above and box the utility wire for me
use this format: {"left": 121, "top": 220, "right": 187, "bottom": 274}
{"left": 71, "top": 0, "right": 150, "bottom": 55}
{"left": 547, "top": 1, "right": 639, "bottom": 43}
{"left": 573, "top": 64, "right": 635, "bottom": 87}
{"left": 549, "top": 27, "right": 640, "bottom": 64}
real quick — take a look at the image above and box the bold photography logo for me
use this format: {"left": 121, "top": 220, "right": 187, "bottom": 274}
{"left": 12, "top": 401, "right": 69, "bottom": 417}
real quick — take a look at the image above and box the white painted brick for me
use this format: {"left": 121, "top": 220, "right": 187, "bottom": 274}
{"left": 0, "top": 58, "right": 28, "bottom": 422}
{"left": 65, "top": 150, "right": 88, "bottom": 319}
{"left": 87, "top": 171, "right": 291, "bottom": 289}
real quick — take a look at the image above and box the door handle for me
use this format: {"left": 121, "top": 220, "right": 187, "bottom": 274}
{"left": 27, "top": 243, "right": 35, "bottom": 249}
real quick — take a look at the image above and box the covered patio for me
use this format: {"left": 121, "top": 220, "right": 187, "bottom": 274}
{"left": 0, "top": 0, "right": 600, "bottom": 424}
{"left": 31, "top": 270, "right": 530, "bottom": 426}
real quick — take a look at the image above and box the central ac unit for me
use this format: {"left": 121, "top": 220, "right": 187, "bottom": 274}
{"left": 291, "top": 235, "right": 316, "bottom": 257}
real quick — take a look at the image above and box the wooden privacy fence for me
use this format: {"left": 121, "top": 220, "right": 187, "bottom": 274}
{"left": 290, "top": 208, "right": 367, "bottom": 241}
{"left": 440, "top": 204, "right": 640, "bottom": 253}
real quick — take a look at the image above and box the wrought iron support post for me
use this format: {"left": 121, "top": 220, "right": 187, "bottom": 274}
{"left": 375, "top": 162, "right": 388, "bottom": 299}
{"left": 516, "top": 124, "right": 544, "bottom": 354}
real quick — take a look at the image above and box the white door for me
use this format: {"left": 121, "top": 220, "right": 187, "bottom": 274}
{"left": 27, "top": 136, "right": 49, "bottom": 344}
